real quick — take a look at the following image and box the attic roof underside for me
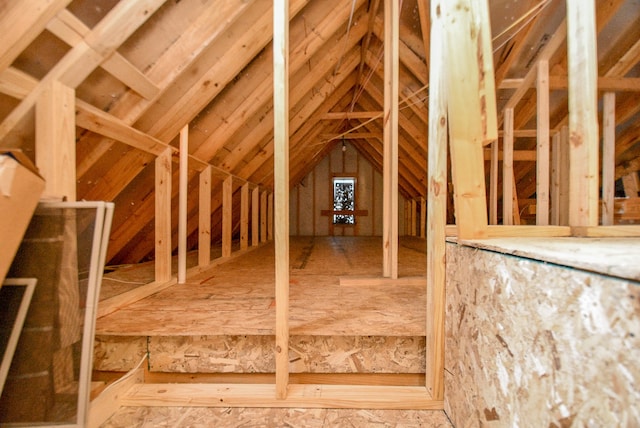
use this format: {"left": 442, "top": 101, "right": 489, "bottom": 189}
{"left": 0, "top": 0, "right": 639, "bottom": 264}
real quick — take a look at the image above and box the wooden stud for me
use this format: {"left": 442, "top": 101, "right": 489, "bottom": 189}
{"left": 222, "top": 176, "right": 233, "bottom": 258}
{"left": 420, "top": 197, "right": 426, "bottom": 239}
{"left": 382, "top": 0, "right": 399, "bottom": 279}
{"left": 198, "top": 166, "right": 212, "bottom": 267}
{"left": 410, "top": 199, "right": 417, "bottom": 236}
{"left": 567, "top": 0, "right": 599, "bottom": 227}
{"left": 489, "top": 139, "right": 499, "bottom": 225}
{"left": 240, "top": 183, "right": 250, "bottom": 250}
{"left": 559, "top": 126, "right": 571, "bottom": 225}
{"left": 442, "top": 0, "right": 491, "bottom": 238}
{"left": 252, "top": 187, "right": 260, "bottom": 247}
{"left": 426, "top": 0, "right": 447, "bottom": 402}
{"left": 622, "top": 173, "right": 640, "bottom": 197}
{"left": 502, "top": 108, "right": 514, "bottom": 225}
{"left": 268, "top": 193, "right": 274, "bottom": 241}
{"left": 551, "top": 132, "right": 561, "bottom": 225}
{"left": 260, "top": 191, "right": 268, "bottom": 244}
{"left": 36, "top": 80, "right": 76, "bottom": 201}
{"left": 273, "top": 0, "right": 290, "bottom": 400}
{"left": 178, "top": 126, "right": 189, "bottom": 283}
{"left": 155, "top": 148, "right": 172, "bottom": 283}
{"left": 536, "top": 60, "right": 550, "bottom": 225}
{"left": 601, "top": 92, "right": 616, "bottom": 225}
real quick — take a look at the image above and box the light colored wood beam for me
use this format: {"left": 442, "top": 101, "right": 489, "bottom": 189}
{"left": 322, "top": 111, "right": 383, "bottom": 120}
{"left": 274, "top": 0, "right": 290, "bottom": 400}
{"left": 536, "top": 60, "right": 550, "bottom": 225}
{"left": 382, "top": 0, "right": 399, "bottom": 279}
{"left": 222, "top": 176, "right": 233, "bottom": 258}
{"left": 198, "top": 166, "right": 212, "bottom": 267}
{"left": 601, "top": 92, "right": 616, "bottom": 225}
{"left": 426, "top": 0, "right": 446, "bottom": 402}
{"left": 268, "top": 193, "right": 274, "bottom": 241}
{"left": 567, "top": 0, "right": 599, "bottom": 227}
{"left": 489, "top": 140, "right": 498, "bottom": 224}
{"left": 252, "top": 187, "right": 260, "bottom": 247}
{"left": 420, "top": 196, "right": 426, "bottom": 239}
{"left": 240, "top": 183, "right": 250, "bottom": 250}
{"left": 36, "top": 80, "right": 76, "bottom": 201}
{"left": 178, "top": 126, "right": 188, "bottom": 283}
{"left": 155, "top": 148, "right": 172, "bottom": 283}
{"left": 442, "top": 0, "right": 492, "bottom": 238}
{"left": 503, "top": 108, "right": 514, "bottom": 225}
{"left": 622, "top": 173, "right": 640, "bottom": 197}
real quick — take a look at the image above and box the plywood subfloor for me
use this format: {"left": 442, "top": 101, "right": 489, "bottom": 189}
{"left": 100, "top": 406, "right": 453, "bottom": 427}
{"left": 96, "top": 237, "right": 427, "bottom": 337}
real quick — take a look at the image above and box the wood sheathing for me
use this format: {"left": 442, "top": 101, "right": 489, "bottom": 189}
{"left": 1, "top": 0, "right": 639, "bottom": 266}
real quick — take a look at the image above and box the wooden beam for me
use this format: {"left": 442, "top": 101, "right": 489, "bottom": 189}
{"left": 503, "top": 108, "right": 514, "bottom": 225}
{"left": 567, "top": 0, "right": 599, "bottom": 227}
{"left": 536, "top": 60, "right": 550, "bottom": 225}
{"left": 548, "top": 76, "right": 640, "bottom": 92}
{"left": 198, "top": 166, "right": 212, "bottom": 267}
{"left": 559, "top": 126, "right": 570, "bottom": 225}
{"left": 442, "top": 0, "right": 491, "bottom": 238}
{"left": 322, "top": 111, "right": 383, "bottom": 120}
{"left": 240, "top": 183, "right": 250, "bottom": 250}
{"left": 483, "top": 149, "right": 537, "bottom": 161}
{"left": 222, "top": 176, "right": 233, "bottom": 258}
{"left": 382, "top": 0, "right": 399, "bottom": 278}
{"left": 252, "top": 187, "right": 260, "bottom": 247}
{"left": 273, "top": 0, "right": 290, "bottom": 400}
{"left": 121, "top": 383, "right": 443, "bottom": 410}
{"left": 601, "top": 92, "right": 616, "bottom": 225}
{"left": 0, "top": 0, "right": 166, "bottom": 141}
{"left": 155, "top": 148, "right": 172, "bottom": 283}
{"left": 178, "top": 126, "right": 188, "bottom": 283}
{"left": 551, "top": 132, "right": 561, "bottom": 225}
{"left": 420, "top": 196, "right": 426, "bottom": 239}
{"left": 489, "top": 139, "right": 498, "bottom": 224}
{"left": 426, "top": 0, "right": 446, "bottom": 402}
{"left": 268, "top": 193, "right": 274, "bottom": 241}
{"left": 320, "top": 132, "right": 380, "bottom": 140}
{"left": 260, "top": 191, "right": 268, "bottom": 244}
{"left": 622, "top": 173, "right": 640, "bottom": 197}
{"left": 572, "top": 225, "right": 640, "bottom": 238}
{"left": 36, "top": 80, "right": 76, "bottom": 201}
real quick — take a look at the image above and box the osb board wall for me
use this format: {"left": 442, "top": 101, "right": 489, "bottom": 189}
{"left": 94, "top": 335, "right": 425, "bottom": 374}
{"left": 444, "top": 242, "right": 640, "bottom": 427}
{"left": 289, "top": 142, "right": 406, "bottom": 236}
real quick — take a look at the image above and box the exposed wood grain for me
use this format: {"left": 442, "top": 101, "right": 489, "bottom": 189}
{"left": 155, "top": 148, "right": 172, "bottom": 282}
{"left": 503, "top": 108, "right": 514, "bottom": 225}
{"left": 602, "top": 92, "right": 616, "bottom": 225}
{"left": 240, "top": 183, "right": 250, "bottom": 250}
{"left": 198, "top": 166, "right": 212, "bottom": 267}
{"left": 178, "top": 126, "right": 188, "bottom": 283}
{"left": 536, "top": 60, "right": 550, "bottom": 225}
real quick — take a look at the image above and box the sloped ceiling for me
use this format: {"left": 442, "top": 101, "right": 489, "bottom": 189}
{"left": 0, "top": 0, "right": 639, "bottom": 264}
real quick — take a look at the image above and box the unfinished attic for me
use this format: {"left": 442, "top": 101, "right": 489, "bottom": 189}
{"left": 0, "top": 0, "right": 639, "bottom": 426}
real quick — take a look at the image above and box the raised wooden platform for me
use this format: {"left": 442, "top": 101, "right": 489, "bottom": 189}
{"left": 94, "top": 237, "right": 427, "bottom": 375}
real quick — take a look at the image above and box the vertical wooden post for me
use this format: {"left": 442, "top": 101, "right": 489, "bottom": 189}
{"left": 489, "top": 139, "right": 499, "bottom": 224}
{"left": 260, "top": 191, "right": 268, "bottom": 243}
{"left": 426, "top": 0, "right": 447, "bottom": 401}
{"left": 222, "top": 176, "right": 233, "bottom": 258}
{"left": 198, "top": 166, "right": 212, "bottom": 267}
{"left": 420, "top": 196, "right": 426, "bottom": 239}
{"left": 601, "top": 92, "right": 615, "bottom": 225}
{"left": 178, "top": 126, "right": 188, "bottom": 283}
{"left": 410, "top": 199, "right": 417, "bottom": 236}
{"left": 252, "top": 186, "right": 260, "bottom": 246}
{"left": 268, "top": 192, "right": 274, "bottom": 241}
{"left": 240, "top": 183, "right": 250, "bottom": 250}
{"left": 559, "top": 126, "right": 570, "bottom": 225}
{"left": 502, "top": 108, "right": 514, "bottom": 225}
{"left": 36, "top": 80, "right": 76, "bottom": 200}
{"left": 273, "top": 0, "right": 290, "bottom": 400}
{"left": 622, "top": 173, "right": 640, "bottom": 197}
{"left": 536, "top": 60, "right": 550, "bottom": 225}
{"left": 567, "top": 0, "right": 599, "bottom": 227}
{"left": 551, "top": 132, "right": 561, "bottom": 225}
{"left": 442, "top": 0, "right": 493, "bottom": 238}
{"left": 382, "top": 0, "right": 399, "bottom": 278}
{"left": 155, "top": 148, "right": 172, "bottom": 283}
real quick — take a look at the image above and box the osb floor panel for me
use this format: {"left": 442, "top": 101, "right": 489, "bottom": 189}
{"left": 96, "top": 237, "right": 427, "bottom": 337}
{"left": 100, "top": 407, "right": 453, "bottom": 427}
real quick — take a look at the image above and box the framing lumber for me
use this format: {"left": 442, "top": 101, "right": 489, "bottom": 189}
{"left": 198, "top": 166, "right": 212, "bottom": 267}
{"left": 601, "top": 92, "right": 616, "bottom": 225}
{"left": 178, "top": 126, "right": 188, "bottom": 283}
{"left": 382, "top": 0, "right": 399, "bottom": 279}
{"left": 252, "top": 187, "right": 260, "bottom": 247}
{"left": 322, "top": 111, "right": 383, "bottom": 120}
{"left": 89, "top": 368, "right": 145, "bottom": 428}
{"left": 222, "top": 176, "right": 233, "bottom": 258}
{"left": 442, "top": 0, "right": 492, "bottom": 239}
{"left": 567, "top": 0, "right": 599, "bottom": 227}
{"left": 273, "top": 0, "right": 290, "bottom": 399}
{"left": 36, "top": 80, "right": 76, "bottom": 201}
{"left": 268, "top": 193, "right": 274, "bottom": 241}
{"left": 536, "top": 60, "right": 550, "bottom": 225}
{"left": 426, "top": 0, "right": 447, "bottom": 401}
{"left": 489, "top": 140, "right": 499, "bottom": 225}
{"left": 572, "top": 226, "right": 640, "bottom": 237}
{"left": 339, "top": 276, "right": 426, "bottom": 287}
{"left": 261, "top": 191, "right": 268, "bottom": 244}
{"left": 240, "top": 183, "right": 250, "bottom": 250}
{"left": 551, "top": 132, "right": 561, "bottom": 225}
{"left": 420, "top": 197, "right": 426, "bottom": 239}
{"left": 120, "top": 383, "right": 443, "bottom": 410}
{"left": 0, "top": 0, "right": 167, "bottom": 141}
{"left": 503, "top": 108, "right": 514, "bottom": 225}
{"left": 622, "top": 173, "right": 640, "bottom": 197}
{"left": 155, "top": 148, "right": 172, "bottom": 283}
